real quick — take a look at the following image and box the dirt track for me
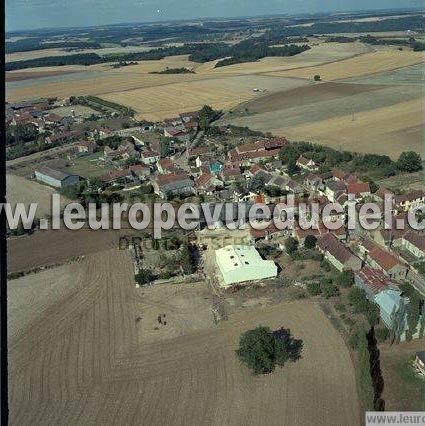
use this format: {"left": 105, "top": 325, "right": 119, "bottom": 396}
{"left": 9, "top": 248, "right": 361, "bottom": 425}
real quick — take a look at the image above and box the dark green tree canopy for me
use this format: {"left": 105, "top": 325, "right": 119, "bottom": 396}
{"left": 396, "top": 151, "right": 423, "bottom": 173}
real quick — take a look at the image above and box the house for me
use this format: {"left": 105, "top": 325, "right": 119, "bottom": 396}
{"left": 346, "top": 182, "right": 371, "bottom": 200}
{"left": 195, "top": 173, "right": 222, "bottom": 192}
{"left": 228, "top": 139, "right": 285, "bottom": 164}
{"left": 152, "top": 173, "right": 194, "bottom": 198}
{"left": 363, "top": 241, "right": 408, "bottom": 281}
{"left": 414, "top": 352, "right": 425, "bottom": 375}
{"left": 294, "top": 223, "right": 328, "bottom": 247}
{"left": 118, "top": 140, "right": 139, "bottom": 159}
{"left": 157, "top": 158, "right": 174, "bottom": 174}
{"left": 221, "top": 167, "right": 243, "bottom": 184}
{"left": 45, "top": 130, "right": 84, "bottom": 145}
{"left": 373, "top": 187, "right": 394, "bottom": 203}
{"left": 215, "top": 245, "right": 278, "bottom": 287}
{"left": 304, "top": 174, "right": 323, "bottom": 192}
{"left": 180, "top": 111, "right": 199, "bottom": 123}
{"left": 316, "top": 233, "right": 362, "bottom": 272}
{"left": 104, "top": 146, "right": 121, "bottom": 161}
{"left": 395, "top": 191, "right": 425, "bottom": 212}
{"left": 140, "top": 150, "right": 160, "bottom": 165}
{"left": 76, "top": 140, "right": 96, "bottom": 154}
{"left": 164, "top": 127, "right": 186, "bottom": 138}
{"left": 402, "top": 231, "right": 425, "bottom": 259}
{"left": 189, "top": 146, "right": 211, "bottom": 158}
{"left": 129, "top": 164, "right": 151, "bottom": 180}
{"left": 354, "top": 267, "right": 399, "bottom": 302}
{"left": 325, "top": 181, "right": 346, "bottom": 202}
{"left": 35, "top": 166, "right": 79, "bottom": 188}
{"left": 249, "top": 222, "right": 288, "bottom": 242}
{"left": 296, "top": 155, "right": 319, "bottom": 172}
{"left": 100, "top": 169, "right": 133, "bottom": 186}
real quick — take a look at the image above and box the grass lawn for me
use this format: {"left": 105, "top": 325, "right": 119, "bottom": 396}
{"left": 66, "top": 152, "right": 115, "bottom": 178}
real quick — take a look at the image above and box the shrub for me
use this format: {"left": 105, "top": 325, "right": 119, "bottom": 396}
{"left": 306, "top": 282, "right": 321, "bottom": 296}
{"left": 375, "top": 327, "right": 391, "bottom": 342}
{"left": 304, "top": 235, "right": 317, "bottom": 250}
{"left": 135, "top": 268, "right": 154, "bottom": 285}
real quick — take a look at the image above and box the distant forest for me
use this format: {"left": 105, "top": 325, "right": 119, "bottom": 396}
{"left": 5, "top": 14, "right": 424, "bottom": 71}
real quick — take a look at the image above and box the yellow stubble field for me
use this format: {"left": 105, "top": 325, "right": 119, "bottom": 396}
{"left": 266, "top": 48, "right": 425, "bottom": 81}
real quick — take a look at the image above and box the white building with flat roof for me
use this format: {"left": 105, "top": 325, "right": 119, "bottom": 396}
{"left": 215, "top": 245, "right": 278, "bottom": 287}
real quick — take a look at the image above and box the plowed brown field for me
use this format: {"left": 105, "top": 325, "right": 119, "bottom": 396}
{"left": 9, "top": 248, "right": 360, "bottom": 425}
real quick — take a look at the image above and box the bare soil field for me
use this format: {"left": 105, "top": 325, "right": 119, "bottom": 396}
{"left": 9, "top": 248, "right": 360, "bottom": 425}
{"left": 379, "top": 339, "right": 425, "bottom": 411}
{"left": 6, "top": 174, "right": 71, "bottom": 218}
{"left": 7, "top": 228, "right": 135, "bottom": 273}
{"left": 267, "top": 48, "right": 424, "bottom": 81}
{"left": 5, "top": 70, "right": 80, "bottom": 82}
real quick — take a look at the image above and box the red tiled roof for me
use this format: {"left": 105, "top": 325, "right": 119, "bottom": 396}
{"left": 317, "top": 233, "right": 356, "bottom": 264}
{"left": 375, "top": 187, "right": 394, "bottom": 200}
{"left": 297, "top": 155, "right": 311, "bottom": 166}
{"left": 369, "top": 245, "right": 403, "bottom": 271}
{"left": 196, "top": 173, "right": 214, "bottom": 188}
{"left": 264, "top": 138, "right": 287, "bottom": 149}
{"left": 155, "top": 172, "right": 190, "bottom": 185}
{"left": 159, "top": 158, "right": 173, "bottom": 169}
{"left": 355, "top": 267, "right": 392, "bottom": 295}
{"left": 347, "top": 182, "right": 371, "bottom": 196}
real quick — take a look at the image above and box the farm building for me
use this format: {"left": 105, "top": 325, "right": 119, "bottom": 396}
{"left": 215, "top": 245, "right": 277, "bottom": 287}
{"left": 317, "top": 233, "right": 362, "bottom": 272}
{"left": 402, "top": 231, "right": 425, "bottom": 259}
{"left": 35, "top": 167, "right": 79, "bottom": 188}
{"left": 354, "top": 267, "right": 399, "bottom": 302}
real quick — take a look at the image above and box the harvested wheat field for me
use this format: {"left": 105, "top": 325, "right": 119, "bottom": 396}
{"left": 281, "top": 98, "right": 424, "bottom": 158}
{"left": 267, "top": 48, "right": 424, "bottom": 81}
{"left": 101, "top": 74, "right": 308, "bottom": 121}
{"left": 9, "top": 248, "right": 360, "bottom": 425}
{"left": 6, "top": 174, "right": 71, "bottom": 218}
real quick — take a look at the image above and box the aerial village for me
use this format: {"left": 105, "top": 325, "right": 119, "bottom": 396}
{"left": 6, "top": 95, "right": 425, "bottom": 344}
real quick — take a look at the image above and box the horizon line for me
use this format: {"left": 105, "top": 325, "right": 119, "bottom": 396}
{"left": 6, "top": 5, "right": 423, "bottom": 34}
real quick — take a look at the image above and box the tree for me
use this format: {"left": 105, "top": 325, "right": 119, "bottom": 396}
{"left": 199, "top": 105, "right": 219, "bottom": 131}
{"left": 287, "top": 159, "right": 299, "bottom": 175}
{"left": 236, "top": 326, "right": 302, "bottom": 374}
{"left": 159, "top": 136, "right": 172, "bottom": 157}
{"left": 285, "top": 237, "right": 298, "bottom": 255}
{"left": 396, "top": 151, "right": 423, "bottom": 173}
{"left": 304, "top": 235, "right": 317, "bottom": 250}
{"left": 314, "top": 74, "right": 321, "bottom": 81}
{"left": 181, "top": 244, "right": 196, "bottom": 275}
{"left": 236, "top": 326, "right": 276, "bottom": 374}
{"left": 357, "top": 329, "right": 375, "bottom": 410}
